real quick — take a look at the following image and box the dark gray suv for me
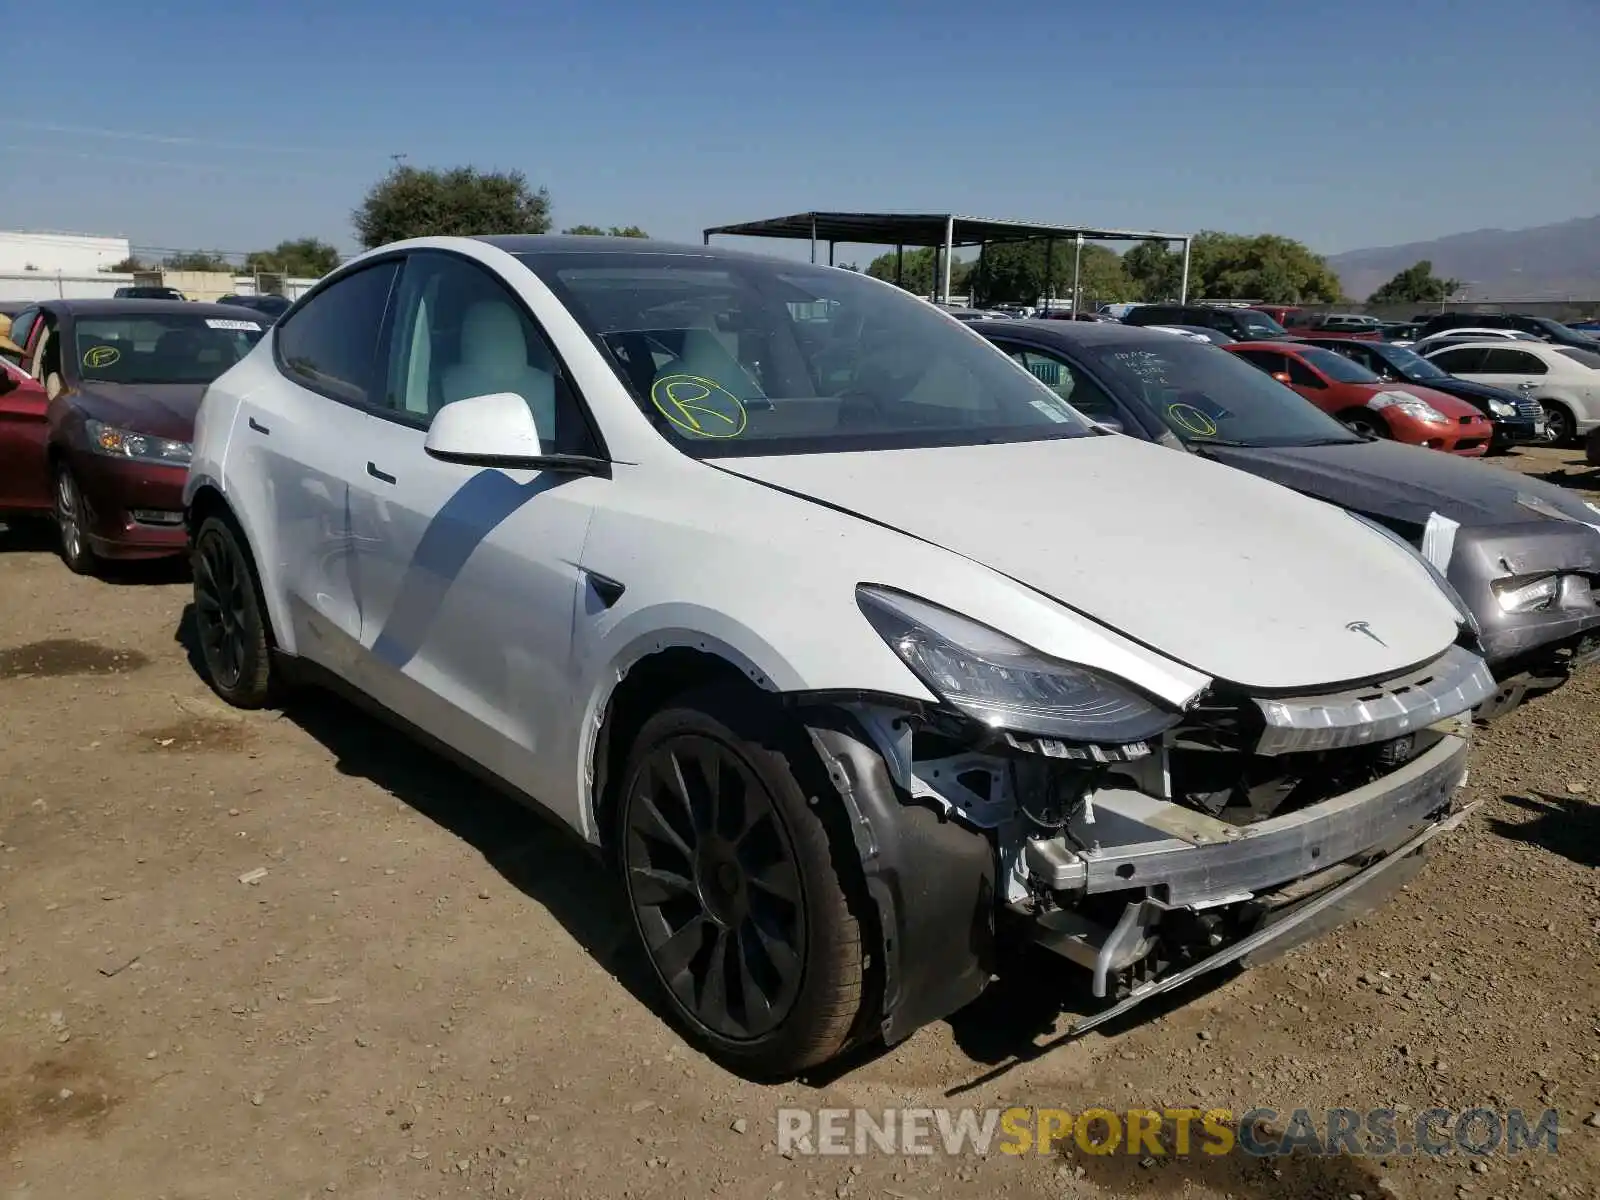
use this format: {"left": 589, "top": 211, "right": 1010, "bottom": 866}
{"left": 1123, "top": 303, "right": 1288, "bottom": 340}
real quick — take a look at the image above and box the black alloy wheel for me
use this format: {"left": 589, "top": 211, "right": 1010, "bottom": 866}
{"left": 624, "top": 733, "right": 806, "bottom": 1041}
{"left": 617, "top": 688, "right": 866, "bottom": 1077}
{"left": 191, "top": 515, "right": 277, "bottom": 707}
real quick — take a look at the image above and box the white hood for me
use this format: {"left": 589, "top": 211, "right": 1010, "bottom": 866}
{"left": 720, "top": 436, "right": 1464, "bottom": 692}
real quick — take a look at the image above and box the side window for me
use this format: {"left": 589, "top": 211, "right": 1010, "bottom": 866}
{"left": 1338, "top": 346, "right": 1377, "bottom": 374}
{"left": 1003, "top": 346, "right": 1122, "bottom": 423}
{"left": 384, "top": 251, "right": 586, "bottom": 453}
{"left": 1235, "top": 350, "right": 1288, "bottom": 375}
{"left": 274, "top": 261, "right": 400, "bottom": 406}
{"left": 7, "top": 308, "right": 38, "bottom": 357}
{"left": 1286, "top": 357, "right": 1324, "bottom": 388}
{"left": 1429, "top": 347, "right": 1487, "bottom": 373}
{"left": 1483, "top": 348, "right": 1547, "bottom": 375}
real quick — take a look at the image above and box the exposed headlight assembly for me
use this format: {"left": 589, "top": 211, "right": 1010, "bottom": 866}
{"left": 1367, "top": 391, "right": 1449, "bottom": 426}
{"left": 85, "top": 418, "right": 192, "bottom": 466}
{"left": 855, "top": 585, "right": 1181, "bottom": 744}
{"left": 1492, "top": 573, "right": 1560, "bottom": 614}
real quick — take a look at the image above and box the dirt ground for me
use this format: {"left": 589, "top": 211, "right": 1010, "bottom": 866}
{"left": 3, "top": 445, "right": 1599, "bottom": 1200}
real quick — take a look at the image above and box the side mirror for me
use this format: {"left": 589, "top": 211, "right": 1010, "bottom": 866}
{"left": 423, "top": 392, "right": 609, "bottom": 476}
{"left": 1272, "top": 371, "right": 1292, "bottom": 384}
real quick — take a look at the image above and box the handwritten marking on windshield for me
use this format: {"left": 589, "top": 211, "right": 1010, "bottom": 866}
{"left": 650, "top": 374, "right": 748, "bottom": 439}
{"left": 1167, "top": 402, "right": 1218, "bottom": 437}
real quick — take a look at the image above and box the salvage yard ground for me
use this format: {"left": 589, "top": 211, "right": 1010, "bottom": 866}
{"left": 2, "top": 446, "right": 1599, "bottom": 1200}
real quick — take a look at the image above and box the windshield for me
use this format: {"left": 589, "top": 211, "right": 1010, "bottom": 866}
{"left": 519, "top": 252, "right": 1094, "bottom": 457}
{"left": 1535, "top": 318, "right": 1589, "bottom": 340}
{"left": 1556, "top": 347, "right": 1600, "bottom": 370}
{"left": 70, "top": 313, "right": 264, "bottom": 385}
{"left": 1373, "top": 344, "right": 1449, "bottom": 380}
{"left": 1084, "top": 339, "right": 1361, "bottom": 448}
{"left": 1240, "top": 311, "right": 1288, "bottom": 338}
{"left": 1297, "top": 346, "right": 1381, "bottom": 384}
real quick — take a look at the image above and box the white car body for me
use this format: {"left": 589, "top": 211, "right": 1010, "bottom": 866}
{"left": 183, "top": 235, "right": 1492, "bottom": 1074}
{"left": 1143, "top": 324, "right": 1219, "bottom": 344}
{"left": 1423, "top": 339, "right": 1600, "bottom": 439}
{"left": 1412, "top": 327, "right": 1540, "bottom": 353}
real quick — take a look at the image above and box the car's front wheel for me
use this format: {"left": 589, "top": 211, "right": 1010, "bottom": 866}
{"left": 1541, "top": 401, "right": 1575, "bottom": 446}
{"left": 616, "top": 687, "right": 867, "bottom": 1078}
{"left": 53, "top": 462, "right": 97, "bottom": 576}
{"left": 191, "top": 514, "right": 279, "bottom": 708}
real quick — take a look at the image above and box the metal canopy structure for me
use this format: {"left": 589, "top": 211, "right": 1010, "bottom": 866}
{"left": 702, "top": 211, "right": 1193, "bottom": 310}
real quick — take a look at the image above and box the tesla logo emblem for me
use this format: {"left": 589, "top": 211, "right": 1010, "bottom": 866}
{"left": 1346, "top": 620, "right": 1386, "bottom": 646}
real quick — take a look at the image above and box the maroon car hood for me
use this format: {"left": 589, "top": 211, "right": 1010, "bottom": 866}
{"left": 71, "top": 383, "right": 207, "bottom": 440}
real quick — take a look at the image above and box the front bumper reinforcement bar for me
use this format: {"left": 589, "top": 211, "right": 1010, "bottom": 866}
{"left": 1064, "top": 798, "right": 1479, "bottom": 1037}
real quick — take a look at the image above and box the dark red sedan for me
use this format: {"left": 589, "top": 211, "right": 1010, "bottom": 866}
{"left": 0, "top": 300, "right": 267, "bottom": 573}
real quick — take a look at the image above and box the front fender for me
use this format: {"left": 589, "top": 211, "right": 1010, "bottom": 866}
{"left": 569, "top": 598, "right": 937, "bottom": 843}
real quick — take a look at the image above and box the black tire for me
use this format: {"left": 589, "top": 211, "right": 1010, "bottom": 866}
{"left": 1541, "top": 401, "right": 1575, "bottom": 447}
{"left": 53, "top": 461, "right": 97, "bottom": 576}
{"left": 616, "top": 685, "right": 866, "bottom": 1078}
{"left": 191, "top": 514, "right": 278, "bottom": 708}
{"left": 1340, "top": 410, "right": 1387, "bottom": 440}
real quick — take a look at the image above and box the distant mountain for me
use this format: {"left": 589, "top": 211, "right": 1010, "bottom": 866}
{"left": 1327, "top": 215, "right": 1600, "bottom": 302}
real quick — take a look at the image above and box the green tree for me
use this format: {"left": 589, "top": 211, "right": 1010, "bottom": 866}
{"left": 1121, "top": 232, "right": 1342, "bottom": 304}
{"left": 863, "top": 246, "right": 972, "bottom": 295}
{"left": 1122, "top": 240, "right": 1185, "bottom": 301}
{"left": 1367, "top": 260, "right": 1462, "bottom": 305}
{"left": 245, "top": 237, "right": 341, "bottom": 278}
{"left": 163, "top": 250, "right": 233, "bottom": 272}
{"left": 561, "top": 224, "right": 649, "bottom": 237}
{"left": 105, "top": 256, "right": 147, "bottom": 273}
{"left": 969, "top": 241, "right": 1130, "bottom": 307}
{"left": 353, "top": 164, "right": 552, "bottom": 249}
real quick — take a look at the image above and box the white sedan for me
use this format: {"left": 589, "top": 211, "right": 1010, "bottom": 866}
{"left": 1423, "top": 339, "right": 1600, "bottom": 444}
{"left": 183, "top": 235, "right": 1493, "bottom": 1076}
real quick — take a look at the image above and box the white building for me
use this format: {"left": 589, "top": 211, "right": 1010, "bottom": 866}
{"left": 0, "top": 230, "right": 131, "bottom": 274}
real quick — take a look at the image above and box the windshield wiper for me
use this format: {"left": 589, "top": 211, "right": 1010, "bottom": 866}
{"left": 1189, "top": 437, "right": 1254, "bottom": 447}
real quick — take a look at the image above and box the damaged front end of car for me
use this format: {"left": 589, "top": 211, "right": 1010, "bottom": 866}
{"left": 800, "top": 586, "right": 1495, "bottom": 1049}
{"left": 1417, "top": 509, "right": 1600, "bottom": 719}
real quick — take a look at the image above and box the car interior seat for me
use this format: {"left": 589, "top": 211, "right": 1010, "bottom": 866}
{"left": 439, "top": 300, "right": 556, "bottom": 438}
{"left": 657, "top": 328, "right": 763, "bottom": 398}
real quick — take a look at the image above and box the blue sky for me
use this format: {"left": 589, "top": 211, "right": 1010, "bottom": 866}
{"left": 2, "top": 0, "right": 1596, "bottom": 264}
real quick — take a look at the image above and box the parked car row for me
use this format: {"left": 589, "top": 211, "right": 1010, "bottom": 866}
{"left": 2, "top": 236, "right": 1597, "bottom": 1083}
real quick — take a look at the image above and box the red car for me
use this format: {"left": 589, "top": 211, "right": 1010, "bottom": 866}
{"left": 0, "top": 299, "right": 267, "bottom": 573}
{"left": 0, "top": 357, "right": 51, "bottom": 524}
{"left": 1225, "top": 340, "right": 1493, "bottom": 456}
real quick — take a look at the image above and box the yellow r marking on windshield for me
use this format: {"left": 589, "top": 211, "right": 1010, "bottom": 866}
{"left": 83, "top": 345, "right": 121, "bottom": 368}
{"left": 1167, "top": 402, "right": 1217, "bottom": 438}
{"left": 650, "top": 374, "right": 748, "bottom": 439}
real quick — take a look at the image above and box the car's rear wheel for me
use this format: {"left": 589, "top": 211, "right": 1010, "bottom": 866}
{"left": 1541, "top": 401, "right": 1575, "bottom": 446}
{"left": 617, "top": 687, "right": 866, "bottom": 1078}
{"left": 53, "top": 463, "right": 97, "bottom": 576}
{"left": 1340, "top": 411, "right": 1386, "bottom": 440}
{"left": 192, "top": 514, "right": 278, "bottom": 708}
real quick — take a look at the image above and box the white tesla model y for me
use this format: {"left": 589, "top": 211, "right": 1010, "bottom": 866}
{"left": 184, "top": 235, "right": 1493, "bottom": 1077}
